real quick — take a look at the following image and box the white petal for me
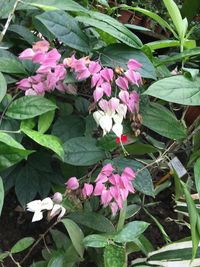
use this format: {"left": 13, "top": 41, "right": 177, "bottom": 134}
{"left": 99, "top": 115, "right": 113, "bottom": 135}
{"left": 27, "top": 200, "right": 42, "bottom": 212}
{"left": 50, "top": 204, "right": 61, "bottom": 218}
{"left": 93, "top": 110, "right": 104, "bottom": 126}
{"left": 41, "top": 197, "right": 53, "bottom": 211}
{"left": 116, "top": 104, "right": 127, "bottom": 118}
{"left": 112, "top": 123, "right": 123, "bottom": 137}
{"left": 32, "top": 211, "right": 43, "bottom": 222}
{"left": 113, "top": 114, "right": 123, "bottom": 124}
{"left": 58, "top": 207, "right": 66, "bottom": 219}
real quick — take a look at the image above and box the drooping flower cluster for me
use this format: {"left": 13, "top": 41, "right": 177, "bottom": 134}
{"left": 66, "top": 163, "right": 136, "bottom": 216}
{"left": 27, "top": 192, "right": 65, "bottom": 222}
{"left": 17, "top": 40, "right": 76, "bottom": 96}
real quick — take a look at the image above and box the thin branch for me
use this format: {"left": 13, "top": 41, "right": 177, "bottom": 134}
{"left": 0, "top": 0, "right": 20, "bottom": 42}
{"left": 9, "top": 253, "right": 21, "bottom": 267}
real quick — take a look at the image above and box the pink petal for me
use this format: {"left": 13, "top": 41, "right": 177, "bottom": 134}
{"left": 119, "top": 90, "right": 129, "bottom": 106}
{"left": 110, "top": 202, "right": 118, "bottom": 216}
{"left": 109, "top": 97, "right": 120, "bottom": 111}
{"left": 89, "top": 61, "right": 101, "bottom": 74}
{"left": 16, "top": 78, "right": 31, "bottom": 90}
{"left": 101, "top": 163, "right": 114, "bottom": 176}
{"left": 93, "top": 182, "right": 106, "bottom": 196}
{"left": 95, "top": 173, "right": 108, "bottom": 183}
{"left": 122, "top": 167, "right": 135, "bottom": 180}
{"left": 116, "top": 76, "right": 129, "bottom": 90}
{"left": 66, "top": 177, "right": 79, "bottom": 190}
{"left": 124, "top": 70, "right": 142, "bottom": 86}
{"left": 25, "top": 89, "right": 37, "bottom": 96}
{"left": 102, "top": 82, "right": 111, "bottom": 97}
{"left": 76, "top": 69, "right": 90, "bottom": 80}
{"left": 93, "top": 87, "right": 104, "bottom": 102}
{"left": 32, "top": 40, "right": 50, "bottom": 53}
{"left": 99, "top": 99, "right": 109, "bottom": 112}
{"left": 82, "top": 183, "right": 94, "bottom": 198}
{"left": 101, "top": 189, "right": 112, "bottom": 207}
{"left": 100, "top": 68, "right": 114, "bottom": 82}
{"left": 32, "top": 52, "right": 46, "bottom": 64}
{"left": 19, "top": 48, "right": 35, "bottom": 60}
{"left": 127, "top": 59, "right": 142, "bottom": 71}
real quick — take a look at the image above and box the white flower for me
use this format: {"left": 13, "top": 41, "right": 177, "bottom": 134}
{"left": 93, "top": 111, "right": 112, "bottom": 135}
{"left": 50, "top": 204, "right": 66, "bottom": 219}
{"left": 112, "top": 123, "right": 123, "bottom": 137}
{"left": 27, "top": 197, "right": 53, "bottom": 222}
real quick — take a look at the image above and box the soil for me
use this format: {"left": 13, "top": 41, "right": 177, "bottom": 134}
{"left": 0, "top": 185, "right": 190, "bottom": 267}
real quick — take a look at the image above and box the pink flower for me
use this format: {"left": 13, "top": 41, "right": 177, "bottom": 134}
{"left": 110, "top": 202, "right": 119, "bottom": 216}
{"left": 101, "top": 189, "right": 112, "bottom": 207}
{"left": 66, "top": 177, "right": 79, "bottom": 190}
{"left": 76, "top": 68, "right": 90, "bottom": 80}
{"left": 93, "top": 86, "right": 104, "bottom": 102}
{"left": 116, "top": 76, "right": 129, "bottom": 90}
{"left": 91, "top": 73, "right": 104, "bottom": 88}
{"left": 32, "top": 40, "right": 50, "bottom": 53}
{"left": 124, "top": 70, "right": 142, "bottom": 86}
{"left": 93, "top": 182, "right": 106, "bottom": 196}
{"left": 122, "top": 167, "right": 135, "bottom": 180}
{"left": 89, "top": 61, "right": 101, "bottom": 74}
{"left": 127, "top": 59, "right": 142, "bottom": 71}
{"left": 19, "top": 48, "right": 35, "bottom": 60}
{"left": 82, "top": 183, "right": 94, "bottom": 198}
{"left": 101, "top": 82, "right": 111, "bottom": 97}
{"left": 101, "top": 163, "right": 114, "bottom": 176}
{"left": 119, "top": 90, "right": 140, "bottom": 113}
{"left": 100, "top": 68, "right": 113, "bottom": 82}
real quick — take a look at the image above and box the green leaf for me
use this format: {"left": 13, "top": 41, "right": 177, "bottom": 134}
{"left": 22, "top": 128, "right": 64, "bottom": 160}
{"left": 100, "top": 44, "right": 156, "bottom": 79}
{"left": 36, "top": 11, "right": 90, "bottom": 53}
{"left": 76, "top": 15, "right": 142, "bottom": 49}
{"left": 6, "top": 96, "right": 57, "bottom": 120}
{"left": 105, "top": 157, "right": 154, "bottom": 197}
{"left": 146, "top": 40, "right": 180, "bottom": 51}
{"left": 11, "top": 237, "right": 35, "bottom": 253}
{"left": 52, "top": 115, "right": 85, "bottom": 142}
{"left": 0, "top": 57, "right": 27, "bottom": 74}
{"left": 144, "top": 76, "right": 200, "bottom": 105}
{"left": 63, "top": 137, "right": 106, "bottom": 166}
{"left": 104, "top": 244, "right": 126, "bottom": 267}
{"left": 163, "top": 0, "right": 185, "bottom": 38}
{"left": 124, "top": 6, "right": 177, "bottom": 37}
{"left": 0, "top": 132, "right": 24, "bottom": 149}
{"left": 194, "top": 158, "right": 200, "bottom": 202}
{"left": 125, "top": 204, "right": 141, "bottom": 219}
{"left": 0, "top": 252, "right": 9, "bottom": 261}
{"left": 62, "top": 218, "right": 84, "bottom": 258}
{"left": 38, "top": 110, "right": 55, "bottom": 134}
{"left": 114, "top": 221, "right": 149, "bottom": 243}
{"left": 0, "top": 177, "right": 4, "bottom": 216}
{"left": 125, "top": 143, "right": 158, "bottom": 155}
{"left": 8, "top": 24, "right": 37, "bottom": 44}
{"left": 181, "top": 0, "right": 200, "bottom": 22}
{"left": 141, "top": 103, "right": 186, "bottom": 139}
{"left": 83, "top": 234, "right": 108, "bottom": 248}
{"left": 0, "top": 72, "right": 7, "bottom": 103}
{"left": 20, "top": 0, "right": 87, "bottom": 13}
{"left": 68, "top": 211, "right": 115, "bottom": 233}
{"left": 0, "top": 143, "right": 33, "bottom": 172}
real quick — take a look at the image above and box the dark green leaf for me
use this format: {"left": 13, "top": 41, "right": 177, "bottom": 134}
{"left": 141, "top": 103, "right": 186, "bottom": 139}
{"left": 104, "top": 244, "right": 126, "bottom": 267}
{"left": 0, "top": 72, "right": 7, "bottom": 103}
{"left": 63, "top": 137, "right": 106, "bottom": 166}
{"left": 125, "top": 143, "right": 158, "bottom": 155}
{"left": 0, "top": 57, "right": 27, "bottom": 74}
{"left": 83, "top": 234, "right": 108, "bottom": 248}
{"left": 0, "top": 177, "right": 4, "bottom": 215}
{"left": 38, "top": 110, "right": 55, "bottom": 134}
{"left": 68, "top": 211, "right": 115, "bottom": 233}
{"left": 194, "top": 158, "right": 200, "bottom": 201}
{"left": 36, "top": 11, "right": 90, "bottom": 53}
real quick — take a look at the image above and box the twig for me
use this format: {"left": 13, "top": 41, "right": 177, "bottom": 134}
{"left": 20, "top": 221, "right": 58, "bottom": 265}
{"left": 0, "top": 0, "right": 20, "bottom": 43}
{"left": 9, "top": 253, "right": 21, "bottom": 267}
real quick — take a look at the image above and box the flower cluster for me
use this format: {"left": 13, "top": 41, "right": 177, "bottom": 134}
{"left": 66, "top": 163, "right": 136, "bottom": 216}
{"left": 27, "top": 192, "right": 65, "bottom": 222}
{"left": 17, "top": 40, "right": 76, "bottom": 96}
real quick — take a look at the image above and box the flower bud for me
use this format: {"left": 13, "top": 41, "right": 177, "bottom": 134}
{"left": 82, "top": 183, "right": 93, "bottom": 198}
{"left": 52, "top": 192, "right": 63, "bottom": 203}
{"left": 66, "top": 177, "right": 79, "bottom": 190}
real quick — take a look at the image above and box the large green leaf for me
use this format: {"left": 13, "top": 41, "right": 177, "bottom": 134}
{"left": 0, "top": 57, "right": 27, "bottom": 74}
{"left": 22, "top": 128, "right": 64, "bottom": 160}
{"left": 18, "top": 0, "right": 87, "bottom": 13}
{"left": 194, "top": 158, "right": 200, "bottom": 201}
{"left": 62, "top": 218, "right": 84, "bottom": 258}
{"left": 8, "top": 24, "right": 37, "bottom": 44}
{"left": 104, "top": 244, "right": 126, "bottom": 267}
{"left": 68, "top": 211, "right": 115, "bottom": 233}
{"left": 52, "top": 115, "right": 85, "bottom": 142}
{"left": 0, "top": 143, "right": 33, "bottom": 172}
{"left": 114, "top": 221, "right": 149, "bottom": 243}
{"left": 11, "top": 237, "right": 35, "bottom": 253}
{"left": 141, "top": 103, "right": 186, "bottom": 139}
{"left": 6, "top": 96, "right": 57, "bottom": 120}
{"left": 144, "top": 76, "right": 200, "bottom": 105}
{"left": 63, "top": 137, "right": 106, "bottom": 166}
{"left": 35, "top": 11, "right": 90, "bottom": 53}
{"left": 0, "top": 72, "right": 7, "bottom": 103}
{"left": 76, "top": 16, "right": 142, "bottom": 49}
{"left": 0, "top": 177, "right": 4, "bottom": 216}
{"left": 105, "top": 157, "right": 154, "bottom": 197}
{"left": 100, "top": 44, "right": 156, "bottom": 79}
{"left": 0, "top": 132, "right": 24, "bottom": 149}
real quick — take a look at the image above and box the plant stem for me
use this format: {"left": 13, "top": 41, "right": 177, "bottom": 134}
{"left": 117, "top": 200, "right": 127, "bottom": 232}
{"left": 0, "top": 0, "right": 20, "bottom": 43}
{"left": 9, "top": 253, "right": 21, "bottom": 267}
